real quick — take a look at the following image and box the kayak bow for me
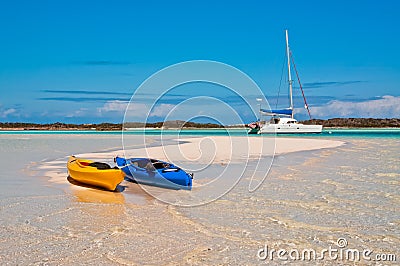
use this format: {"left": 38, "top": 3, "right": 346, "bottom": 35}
{"left": 67, "top": 156, "right": 124, "bottom": 191}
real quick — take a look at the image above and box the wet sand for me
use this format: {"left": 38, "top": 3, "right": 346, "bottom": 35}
{"left": 0, "top": 134, "right": 398, "bottom": 264}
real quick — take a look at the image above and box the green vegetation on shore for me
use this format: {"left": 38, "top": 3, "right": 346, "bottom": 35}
{"left": 0, "top": 121, "right": 225, "bottom": 131}
{"left": 0, "top": 122, "right": 123, "bottom": 131}
{"left": 1, "top": 118, "right": 399, "bottom": 131}
{"left": 301, "top": 118, "right": 400, "bottom": 128}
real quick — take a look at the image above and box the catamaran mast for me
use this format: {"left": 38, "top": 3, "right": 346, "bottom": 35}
{"left": 285, "top": 30, "right": 294, "bottom": 119}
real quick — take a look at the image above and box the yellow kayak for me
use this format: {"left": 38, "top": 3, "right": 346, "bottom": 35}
{"left": 67, "top": 156, "right": 124, "bottom": 191}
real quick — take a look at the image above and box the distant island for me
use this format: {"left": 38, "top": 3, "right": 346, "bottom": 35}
{"left": 0, "top": 118, "right": 399, "bottom": 131}
{"left": 0, "top": 121, "right": 225, "bottom": 131}
{"left": 300, "top": 118, "right": 400, "bottom": 128}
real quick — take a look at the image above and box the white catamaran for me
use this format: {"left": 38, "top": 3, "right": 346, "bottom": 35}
{"left": 250, "top": 30, "right": 322, "bottom": 134}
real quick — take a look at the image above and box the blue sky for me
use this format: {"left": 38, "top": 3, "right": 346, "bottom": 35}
{"left": 0, "top": 0, "right": 399, "bottom": 124}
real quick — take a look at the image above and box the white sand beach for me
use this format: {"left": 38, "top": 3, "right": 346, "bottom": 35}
{"left": 77, "top": 136, "right": 345, "bottom": 164}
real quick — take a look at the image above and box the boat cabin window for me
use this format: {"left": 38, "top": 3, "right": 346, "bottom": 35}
{"left": 270, "top": 117, "right": 280, "bottom": 124}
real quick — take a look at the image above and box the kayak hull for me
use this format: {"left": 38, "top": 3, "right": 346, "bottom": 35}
{"left": 67, "top": 156, "right": 124, "bottom": 191}
{"left": 115, "top": 157, "right": 192, "bottom": 190}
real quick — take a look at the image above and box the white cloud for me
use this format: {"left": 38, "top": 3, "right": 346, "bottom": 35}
{"left": 3, "top": 108, "right": 16, "bottom": 116}
{"left": 297, "top": 95, "right": 400, "bottom": 118}
{"left": 65, "top": 108, "right": 89, "bottom": 118}
{"left": 97, "top": 100, "right": 153, "bottom": 120}
{"left": 0, "top": 108, "right": 18, "bottom": 118}
{"left": 97, "top": 101, "right": 177, "bottom": 119}
{"left": 97, "top": 100, "right": 130, "bottom": 113}
{"left": 150, "top": 104, "right": 175, "bottom": 117}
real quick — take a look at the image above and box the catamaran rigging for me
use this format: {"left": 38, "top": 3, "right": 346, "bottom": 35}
{"left": 247, "top": 30, "right": 322, "bottom": 134}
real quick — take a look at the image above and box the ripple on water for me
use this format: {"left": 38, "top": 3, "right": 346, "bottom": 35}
{"left": 178, "top": 138, "right": 400, "bottom": 256}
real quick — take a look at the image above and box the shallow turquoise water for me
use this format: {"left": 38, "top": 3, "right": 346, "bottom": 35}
{"left": 1, "top": 128, "right": 400, "bottom": 138}
{"left": 0, "top": 134, "right": 398, "bottom": 264}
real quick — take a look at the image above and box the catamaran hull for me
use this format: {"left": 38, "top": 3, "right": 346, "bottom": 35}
{"left": 260, "top": 124, "right": 322, "bottom": 134}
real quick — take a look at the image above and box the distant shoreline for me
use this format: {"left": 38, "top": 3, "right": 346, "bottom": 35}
{"left": 1, "top": 118, "right": 399, "bottom": 131}
{"left": 1, "top": 127, "right": 400, "bottom": 133}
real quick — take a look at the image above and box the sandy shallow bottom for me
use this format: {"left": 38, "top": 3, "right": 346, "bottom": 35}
{"left": 0, "top": 135, "right": 398, "bottom": 265}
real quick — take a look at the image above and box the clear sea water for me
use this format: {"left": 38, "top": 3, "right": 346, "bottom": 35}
{"left": 0, "top": 131, "right": 398, "bottom": 264}
{"left": 1, "top": 128, "right": 400, "bottom": 138}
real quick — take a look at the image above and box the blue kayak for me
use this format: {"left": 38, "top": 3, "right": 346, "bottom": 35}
{"left": 115, "top": 157, "right": 193, "bottom": 190}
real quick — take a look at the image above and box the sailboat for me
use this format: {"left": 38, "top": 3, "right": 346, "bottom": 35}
{"left": 253, "top": 30, "right": 322, "bottom": 134}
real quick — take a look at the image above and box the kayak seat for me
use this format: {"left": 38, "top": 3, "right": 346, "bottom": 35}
{"left": 152, "top": 162, "right": 165, "bottom": 169}
{"left": 88, "top": 162, "right": 112, "bottom": 170}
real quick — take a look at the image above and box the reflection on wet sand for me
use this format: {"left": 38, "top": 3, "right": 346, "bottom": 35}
{"left": 68, "top": 176, "right": 160, "bottom": 205}
{"left": 119, "top": 180, "right": 156, "bottom": 206}
{"left": 65, "top": 175, "right": 125, "bottom": 204}
{"left": 71, "top": 187, "right": 126, "bottom": 204}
